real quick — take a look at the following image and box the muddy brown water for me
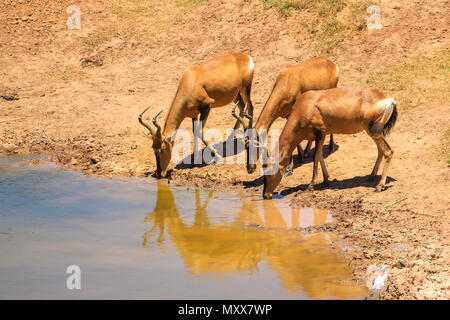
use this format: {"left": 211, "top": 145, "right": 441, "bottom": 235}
{"left": 0, "top": 154, "right": 368, "bottom": 299}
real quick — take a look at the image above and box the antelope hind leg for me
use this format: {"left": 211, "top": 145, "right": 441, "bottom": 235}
{"left": 304, "top": 140, "right": 312, "bottom": 155}
{"left": 328, "top": 134, "right": 334, "bottom": 155}
{"left": 233, "top": 97, "right": 245, "bottom": 130}
{"left": 369, "top": 140, "right": 383, "bottom": 182}
{"left": 375, "top": 136, "right": 394, "bottom": 191}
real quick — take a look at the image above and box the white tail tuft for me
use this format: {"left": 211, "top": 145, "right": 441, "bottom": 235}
{"left": 248, "top": 56, "right": 254, "bottom": 72}
{"left": 377, "top": 98, "right": 396, "bottom": 123}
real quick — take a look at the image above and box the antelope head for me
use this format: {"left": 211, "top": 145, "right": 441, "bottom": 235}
{"left": 262, "top": 164, "right": 283, "bottom": 200}
{"left": 231, "top": 102, "right": 259, "bottom": 174}
{"left": 139, "top": 107, "right": 172, "bottom": 178}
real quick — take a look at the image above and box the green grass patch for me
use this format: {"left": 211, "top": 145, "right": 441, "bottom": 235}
{"left": 262, "top": 0, "right": 313, "bottom": 16}
{"left": 367, "top": 49, "right": 450, "bottom": 92}
{"left": 176, "top": 0, "right": 209, "bottom": 8}
{"left": 262, "top": 0, "right": 370, "bottom": 53}
{"left": 314, "top": 0, "right": 370, "bottom": 53}
{"left": 366, "top": 49, "right": 449, "bottom": 114}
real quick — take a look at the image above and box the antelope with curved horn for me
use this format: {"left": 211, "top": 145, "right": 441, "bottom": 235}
{"left": 263, "top": 87, "right": 398, "bottom": 199}
{"left": 139, "top": 53, "right": 255, "bottom": 178}
{"left": 232, "top": 57, "right": 339, "bottom": 175}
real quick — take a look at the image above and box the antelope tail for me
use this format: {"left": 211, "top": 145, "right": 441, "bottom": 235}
{"left": 383, "top": 101, "right": 398, "bottom": 136}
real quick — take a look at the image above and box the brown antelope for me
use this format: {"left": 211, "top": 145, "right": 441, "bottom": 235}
{"left": 231, "top": 57, "right": 339, "bottom": 175}
{"left": 139, "top": 53, "right": 255, "bottom": 178}
{"left": 263, "top": 87, "right": 398, "bottom": 199}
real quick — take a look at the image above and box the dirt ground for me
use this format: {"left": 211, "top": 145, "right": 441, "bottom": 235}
{"left": 0, "top": 0, "right": 449, "bottom": 299}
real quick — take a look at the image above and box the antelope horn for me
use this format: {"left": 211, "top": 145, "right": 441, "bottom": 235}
{"left": 138, "top": 107, "right": 157, "bottom": 137}
{"left": 152, "top": 110, "right": 163, "bottom": 133}
{"left": 231, "top": 102, "right": 249, "bottom": 130}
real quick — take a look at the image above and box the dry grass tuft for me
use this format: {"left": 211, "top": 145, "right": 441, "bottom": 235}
{"left": 367, "top": 49, "right": 450, "bottom": 92}
{"left": 261, "top": 0, "right": 313, "bottom": 16}
{"left": 77, "top": 0, "right": 209, "bottom": 56}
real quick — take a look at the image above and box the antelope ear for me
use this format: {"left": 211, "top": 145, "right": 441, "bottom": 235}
{"left": 164, "top": 137, "right": 173, "bottom": 145}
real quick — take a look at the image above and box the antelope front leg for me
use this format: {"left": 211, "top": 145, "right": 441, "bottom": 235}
{"left": 308, "top": 134, "right": 325, "bottom": 191}
{"left": 199, "top": 108, "right": 220, "bottom": 160}
{"left": 319, "top": 154, "right": 329, "bottom": 186}
{"left": 285, "top": 156, "right": 294, "bottom": 177}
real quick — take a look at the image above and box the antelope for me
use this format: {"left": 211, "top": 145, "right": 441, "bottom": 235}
{"left": 231, "top": 57, "right": 339, "bottom": 175}
{"left": 263, "top": 87, "right": 398, "bottom": 199}
{"left": 139, "top": 53, "right": 255, "bottom": 178}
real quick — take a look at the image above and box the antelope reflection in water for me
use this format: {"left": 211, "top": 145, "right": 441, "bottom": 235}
{"left": 143, "top": 180, "right": 367, "bottom": 299}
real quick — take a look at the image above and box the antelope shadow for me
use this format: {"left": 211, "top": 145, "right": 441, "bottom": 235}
{"left": 243, "top": 142, "right": 338, "bottom": 188}
{"left": 175, "top": 133, "right": 247, "bottom": 169}
{"left": 292, "top": 142, "right": 339, "bottom": 169}
{"left": 278, "top": 175, "right": 397, "bottom": 197}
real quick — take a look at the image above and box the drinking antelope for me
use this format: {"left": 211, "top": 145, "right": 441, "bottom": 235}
{"left": 263, "top": 87, "right": 398, "bottom": 199}
{"left": 139, "top": 53, "right": 255, "bottom": 178}
{"left": 232, "top": 57, "right": 339, "bottom": 175}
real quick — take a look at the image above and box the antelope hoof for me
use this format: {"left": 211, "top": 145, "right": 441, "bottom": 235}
{"left": 212, "top": 153, "right": 222, "bottom": 164}
{"left": 263, "top": 192, "right": 272, "bottom": 200}
{"left": 247, "top": 167, "right": 256, "bottom": 174}
{"left": 307, "top": 183, "right": 314, "bottom": 191}
{"left": 284, "top": 168, "right": 293, "bottom": 177}
{"left": 375, "top": 184, "right": 385, "bottom": 192}
{"left": 323, "top": 179, "right": 330, "bottom": 186}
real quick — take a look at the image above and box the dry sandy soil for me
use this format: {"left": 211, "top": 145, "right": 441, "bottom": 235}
{"left": 0, "top": 0, "right": 449, "bottom": 299}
